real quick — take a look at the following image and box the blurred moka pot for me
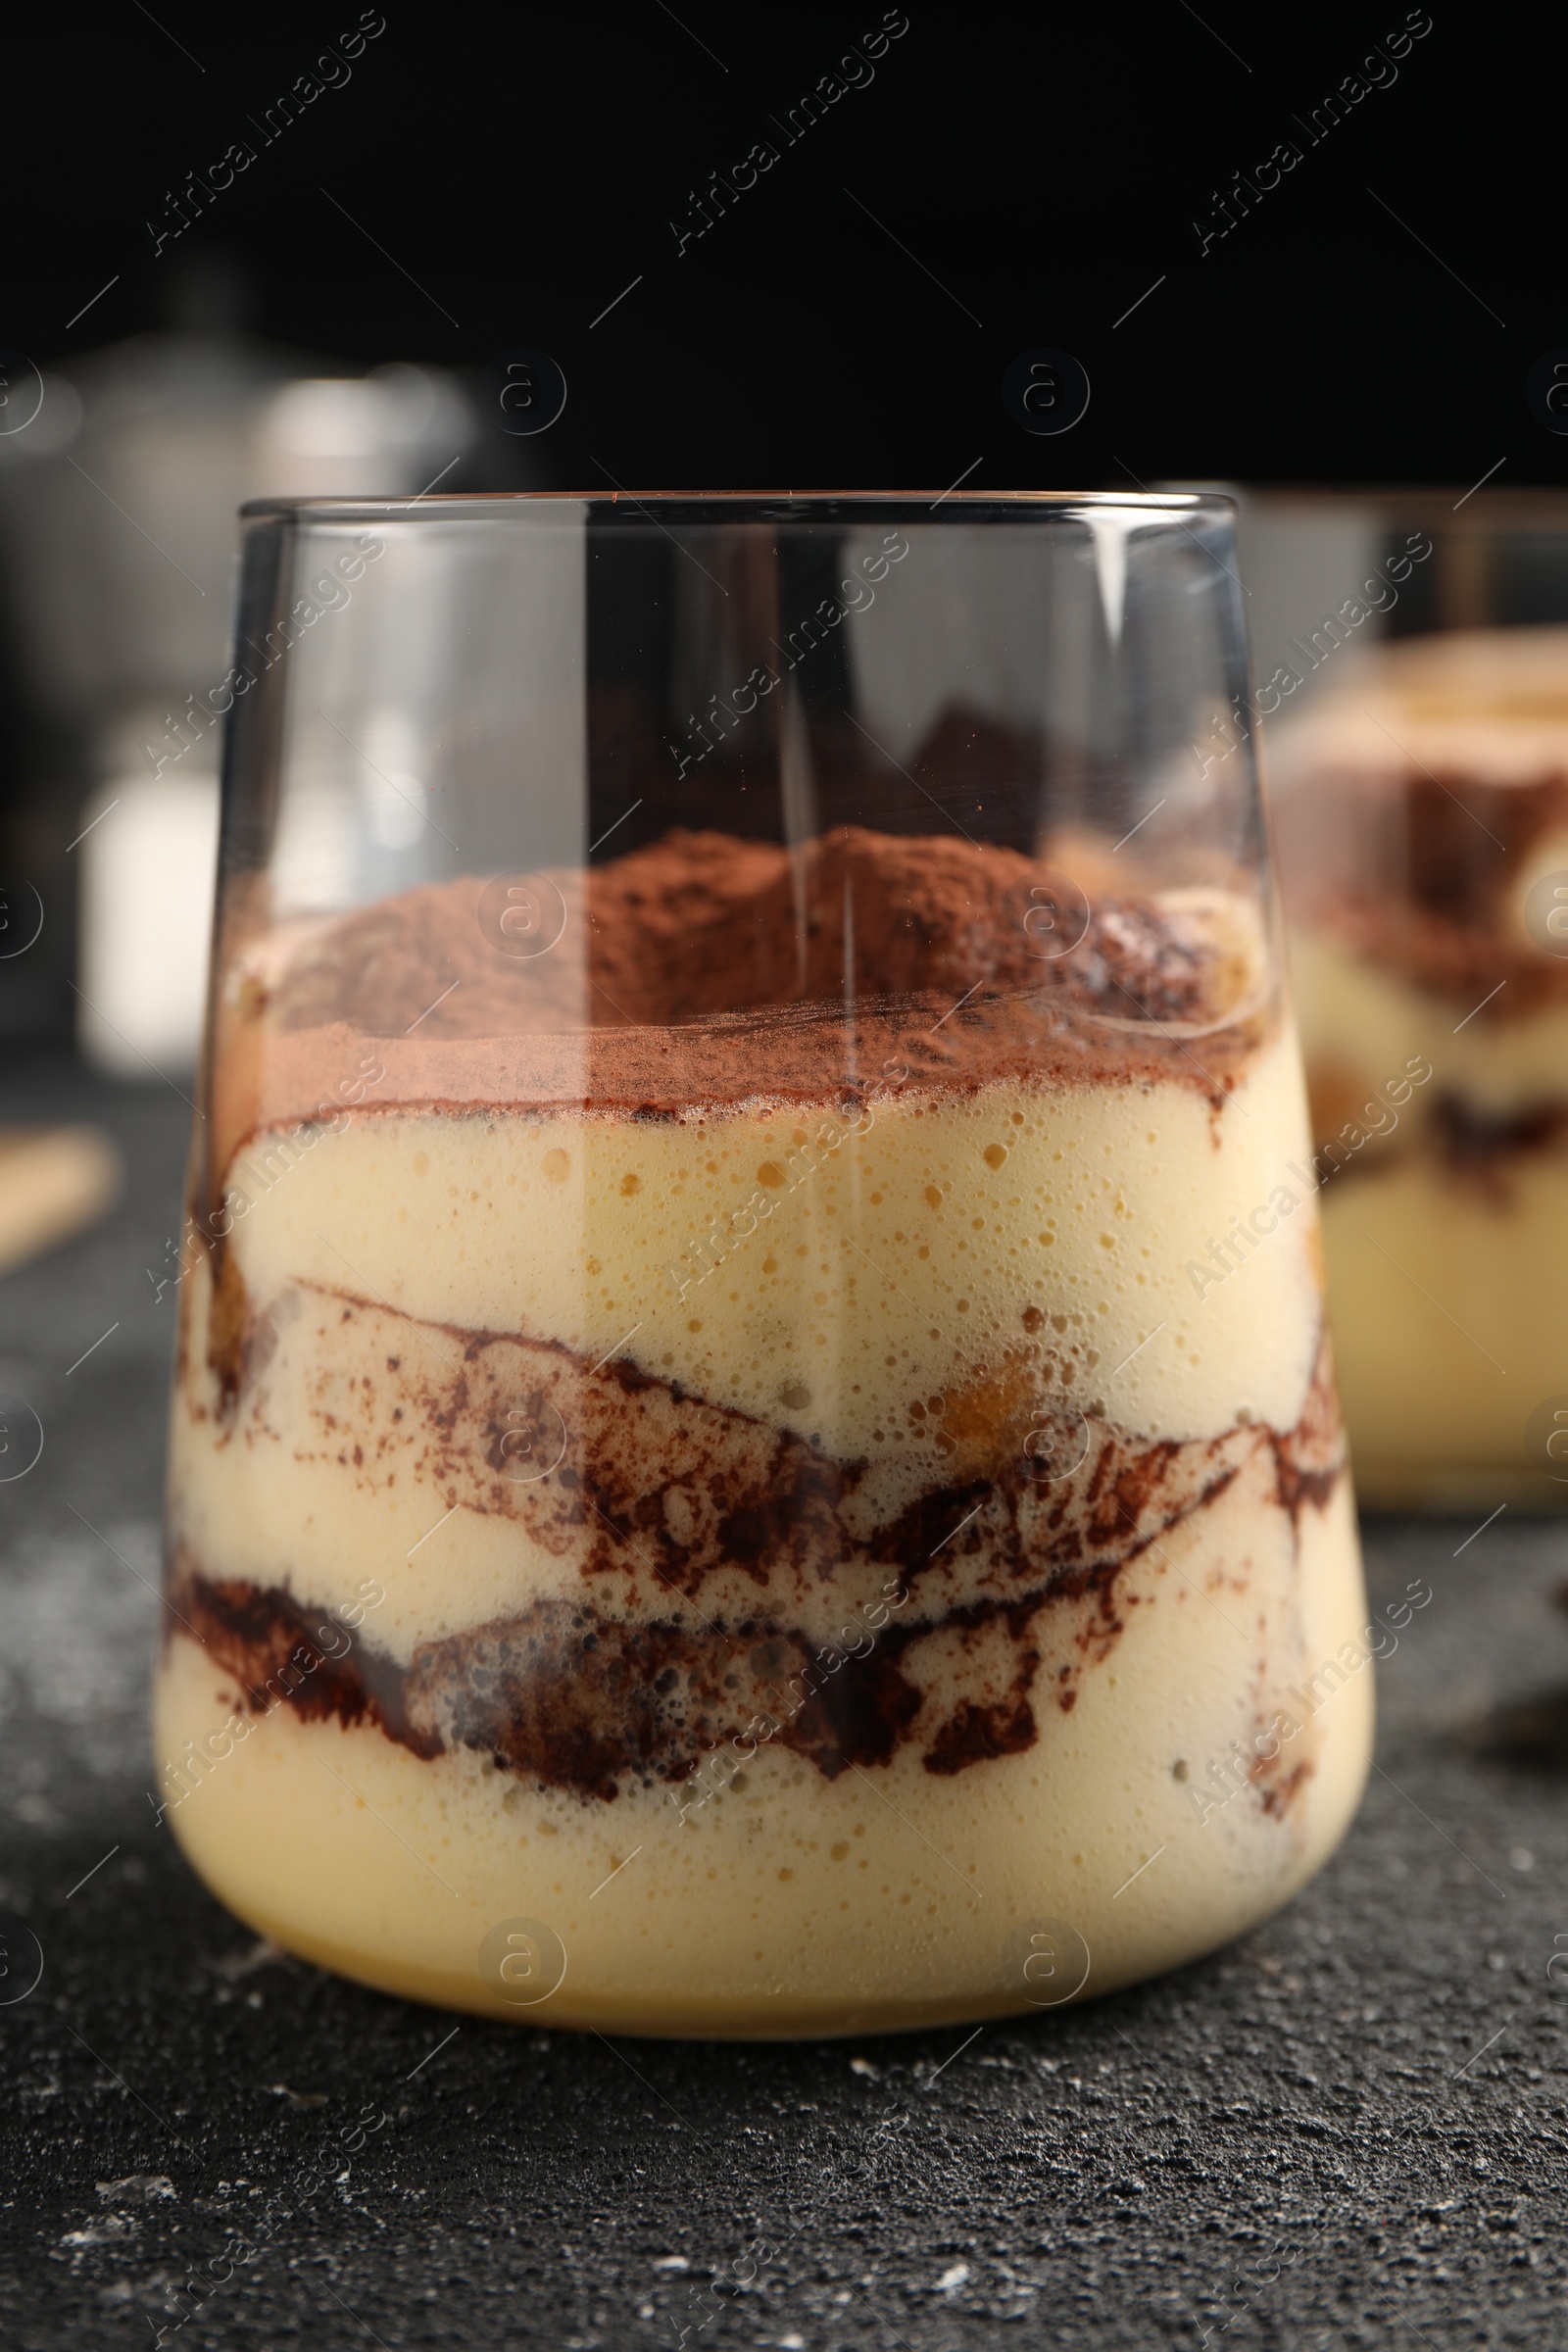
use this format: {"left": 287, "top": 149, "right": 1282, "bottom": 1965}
{"left": 0, "top": 253, "right": 474, "bottom": 1071}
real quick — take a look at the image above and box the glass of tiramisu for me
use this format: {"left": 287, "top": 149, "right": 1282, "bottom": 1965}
{"left": 156, "top": 492, "right": 1370, "bottom": 2034}
{"left": 1263, "top": 493, "right": 1568, "bottom": 1508}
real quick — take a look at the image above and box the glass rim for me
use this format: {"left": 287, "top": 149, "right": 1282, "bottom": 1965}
{"left": 237, "top": 487, "right": 1236, "bottom": 526}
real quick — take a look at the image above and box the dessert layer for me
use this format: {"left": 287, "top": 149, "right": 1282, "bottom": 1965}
{"left": 1319, "top": 1149, "right": 1568, "bottom": 1489}
{"left": 1291, "top": 927, "right": 1568, "bottom": 1139}
{"left": 153, "top": 1468, "right": 1372, "bottom": 2031}
{"left": 202, "top": 828, "right": 1275, "bottom": 1216}
{"left": 164, "top": 1309, "right": 1342, "bottom": 1800}
{"left": 186, "top": 1027, "right": 1323, "bottom": 1470}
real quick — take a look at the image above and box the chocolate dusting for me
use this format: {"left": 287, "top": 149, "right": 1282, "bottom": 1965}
{"left": 1301, "top": 893, "right": 1568, "bottom": 1019}
{"left": 261, "top": 829, "right": 1251, "bottom": 1046}
{"left": 198, "top": 828, "right": 1276, "bottom": 1250}
{"left": 1278, "top": 758, "right": 1568, "bottom": 1015}
{"left": 1293, "top": 766, "right": 1568, "bottom": 936}
{"left": 167, "top": 1300, "right": 1343, "bottom": 1803}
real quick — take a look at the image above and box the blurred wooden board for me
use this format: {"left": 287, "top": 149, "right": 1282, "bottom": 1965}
{"left": 0, "top": 1126, "right": 122, "bottom": 1278}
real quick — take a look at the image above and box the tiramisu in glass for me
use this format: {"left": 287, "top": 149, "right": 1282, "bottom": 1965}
{"left": 1272, "top": 624, "right": 1568, "bottom": 1508}
{"left": 156, "top": 494, "right": 1371, "bottom": 2034}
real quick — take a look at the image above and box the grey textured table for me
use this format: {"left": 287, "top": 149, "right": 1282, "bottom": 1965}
{"left": 3, "top": 1057, "right": 1566, "bottom": 2351}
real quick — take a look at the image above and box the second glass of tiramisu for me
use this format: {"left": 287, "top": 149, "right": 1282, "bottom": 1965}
{"left": 1264, "top": 491, "right": 1568, "bottom": 1508}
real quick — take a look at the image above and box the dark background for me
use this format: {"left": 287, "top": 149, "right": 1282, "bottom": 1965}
{"left": 4, "top": 2, "right": 1558, "bottom": 493}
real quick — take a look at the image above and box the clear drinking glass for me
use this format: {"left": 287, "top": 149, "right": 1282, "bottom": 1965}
{"left": 1264, "top": 490, "right": 1568, "bottom": 1510}
{"left": 155, "top": 491, "right": 1370, "bottom": 2035}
